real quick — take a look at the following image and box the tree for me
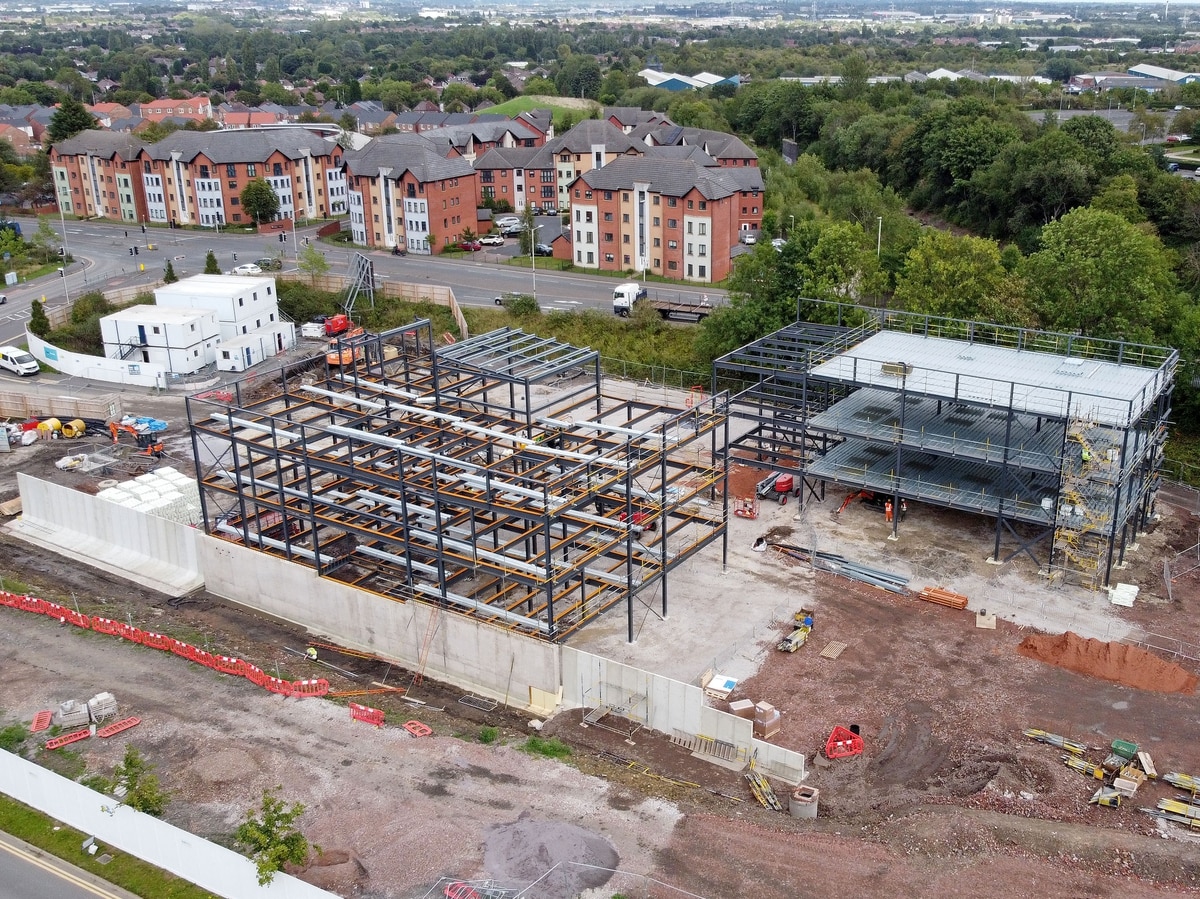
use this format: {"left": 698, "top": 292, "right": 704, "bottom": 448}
{"left": 297, "top": 243, "right": 329, "bottom": 284}
{"left": 30, "top": 217, "right": 61, "bottom": 264}
{"left": 1022, "top": 206, "right": 1183, "bottom": 343}
{"left": 113, "top": 746, "right": 168, "bottom": 817}
{"left": 518, "top": 204, "right": 537, "bottom": 256}
{"left": 204, "top": 250, "right": 220, "bottom": 274}
{"left": 235, "top": 788, "right": 313, "bottom": 886}
{"left": 163, "top": 260, "right": 179, "bottom": 283}
{"left": 47, "top": 96, "right": 98, "bottom": 144}
{"left": 28, "top": 300, "right": 50, "bottom": 338}
{"left": 241, "top": 178, "right": 280, "bottom": 225}
{"left": 894, "top": 230, "right": 1033, "bottom": 325}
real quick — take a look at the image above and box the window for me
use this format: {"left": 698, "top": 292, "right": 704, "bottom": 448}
{"left": 152, "top": 326, "right": 160, "bottom": 334}
{"left": 653, "top": 237, "right": 661, "bottom": 247}
{"left": 622, "top": 234, "right": 629, "bottom": 243}
{"left": 227, "top": 164, "right": 236, "bottom": 178}
{"left": 653, "top": 196, "right": 660, "bottom": 205}
{"left": 687, "top": 222, "right": 693, "bottom": 234}
{"left": 699, "top": 265, "right": 707, "bottom": 278}
{"left": 605, "top": 253, "right": 614, "bottom": 262}
{"left": 604, "top": 191, "right": 612, "bottom": 200}
{"left": 699, "top": 245, "right": 707, "bottom": 257}
{"left": 653, "top": 217, "right": 660, "bottom": 227}
{"left": 622, "top": 213, "right": 630, "bottom": 223}
{"left": 247, "top": 164, "right": 256, "bottom": 177}
{"left": 231, "top": 197, "right": 239, "bottom": 205}
{"left": 587, "top": 251, "right": 594, "bottom": 264}
{"left": 604, "top": 232, "right": 613, "bottom": 243}
{"left": 667, "top": 197, "right": 677, "bottom": 207}
{"left": 668, "top": 240, "right": 678, "bottom": 249}
{"left": 667, "top": 219, "right": 677, "bottom": 229}
{"left": 699, "top": 201, "right": 706, "bottom": 210}
{"left": 687, "top": 200, "right": 694, "bottom": 209}
{"left": 698, "top": 223, "right": 707, "bottom": 236}
{"left": 622, "top": 192, "right": 629, "bottom": 202}
{"left": 604, "top": 212, "right": 613, "bottom": 221}
{"left": 668, "top": 260, "right": 678, "bottom": 271}
{"left": 272, "top": 163, "right": 283, "bottom": 176}
{"left": 238, "top": 298, "right": 244, "bottom": 307}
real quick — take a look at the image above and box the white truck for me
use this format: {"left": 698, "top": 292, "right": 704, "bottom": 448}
{"left": 612, "top": 282, "right": 714, "bottom": 320}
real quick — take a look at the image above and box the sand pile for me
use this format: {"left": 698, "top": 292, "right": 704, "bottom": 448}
{"left": 1017, "top": 631, "right": 1198, "bottom": 694}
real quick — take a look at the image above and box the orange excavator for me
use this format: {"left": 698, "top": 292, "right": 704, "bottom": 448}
{"left": 836, "top": 489, "right": 907, "bottom": 517}
{"left": 326, "top": 325, "right": 367, "bottom": 366}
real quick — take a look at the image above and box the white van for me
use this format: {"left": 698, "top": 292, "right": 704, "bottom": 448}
{"left": 0, "top": 345, "right": 39, "bottom": 376}
{"left": 612, "top": 282, "right": 648, "bottom": 316}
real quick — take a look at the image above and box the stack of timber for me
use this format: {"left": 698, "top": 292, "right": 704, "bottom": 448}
{"left": 917, "top": 587, "right": 969, "bottom": 610}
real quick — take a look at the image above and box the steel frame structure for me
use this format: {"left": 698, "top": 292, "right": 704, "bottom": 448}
{"left": 714, "top": 303, "right": 1177, "bottom": 587}
{"left": 187, "top": 320, "right": 729, "bottom": 641}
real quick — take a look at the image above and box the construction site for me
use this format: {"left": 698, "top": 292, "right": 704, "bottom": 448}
{"left": 186, "top": 318, "right": 728, "bottom": 643}
{"left": 715, "top": 304, "right": 1177, "bottom": 590}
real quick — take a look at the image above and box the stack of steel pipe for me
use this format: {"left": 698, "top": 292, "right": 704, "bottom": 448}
{"left": 771, "top": 543, "right": 909, "bottom": 594}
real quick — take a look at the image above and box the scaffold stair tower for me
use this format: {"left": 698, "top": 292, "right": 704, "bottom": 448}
{"left": 1053, "top": 415, "right": 1111, "bottom": 589}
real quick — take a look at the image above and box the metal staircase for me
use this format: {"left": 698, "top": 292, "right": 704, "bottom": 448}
{"left": 1053, "top": 414, "right": 1113, "bottom": 588}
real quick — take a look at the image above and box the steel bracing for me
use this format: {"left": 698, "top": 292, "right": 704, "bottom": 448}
{"left": 187, "top": 320, "right": 729, "bottom": 641}
{"left": 713, "top": 303, "right": 1177, "bottom": 587}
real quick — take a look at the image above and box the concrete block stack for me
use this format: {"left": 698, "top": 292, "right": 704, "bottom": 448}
{"left": 95, "top": 467, "right": 202, "bottom": 525}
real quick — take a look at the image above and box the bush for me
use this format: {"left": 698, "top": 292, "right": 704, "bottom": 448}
{"left": 0, "top": 723, "right": 28, "bottom": 753}
{"left": 505, "top": 293, "right": 540, "bottom": 316}
{"left": 521, "top": 736, "right": 571, "bottom": 758}
{"left": 478, "top": 726, "right": 499, "bottom": 744}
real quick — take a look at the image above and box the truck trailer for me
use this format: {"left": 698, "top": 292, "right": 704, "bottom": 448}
{"left": 612, "top": 282, "right": 714, "bottom": 320}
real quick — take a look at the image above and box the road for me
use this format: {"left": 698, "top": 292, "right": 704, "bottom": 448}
{"left": 0, "top": 216, "right": 726, "bottom": 346}
{"left": 0, "top": 831, "right": 140, "bottom": 899}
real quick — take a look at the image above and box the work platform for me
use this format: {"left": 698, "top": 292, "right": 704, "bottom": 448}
{"left": 715, "top": 305, "right": 1176, "bottom": 587}
{"left": 187, "top": 321, "right": 729, "bottom": 641}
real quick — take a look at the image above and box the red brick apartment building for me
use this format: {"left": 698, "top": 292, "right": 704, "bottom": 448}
{"left": 567, "top": 156, "right": 745, "bottom": 284}
{"left": 50, "top": 129, "right": 347, "bottom": 226}
{"left": 340, "top": 133, "right": 479, "bottom": 255}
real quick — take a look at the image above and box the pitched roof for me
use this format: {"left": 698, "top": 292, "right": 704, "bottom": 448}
{"left": 472, "top": 146, "right": 543, "bottom": 170}
{"left": 341, "top": 132, "right": 475, "bottom": 181}
{"left": 139, "top": 128, "right": 339, "bottom": 164}
{"left": 576, "top": 155, "right": 743, "bottom": 200}
{"left": 548, "top": 118, "right": 640, "bottom": 154}
{"left": 50, "top": 129, "right": 144, "bottom": 160}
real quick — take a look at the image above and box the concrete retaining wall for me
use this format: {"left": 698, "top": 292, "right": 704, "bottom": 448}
{"left": 198, "top": 536, "right": 560, "bottom": 710}
{"left": 562, "top": 648, "right": 806, "bottom": 784}
{"left": 0, "top": 749, "right": 337, "bottom": 899}
{"left": 14, "top": 474, "right": 202, "bottom": 596}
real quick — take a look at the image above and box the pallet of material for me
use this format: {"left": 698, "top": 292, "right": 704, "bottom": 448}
{"left": 917, "top": 587, "right": 969, "bottom": 610}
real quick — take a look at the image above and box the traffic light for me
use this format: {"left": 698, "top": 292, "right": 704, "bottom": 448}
{"left": 233, "top": 253, "right": 237, "bottom": 261}
{"left": 134, "top": 246, "right": 139, "bottom": 255}
{"left": 279, "top": 233, "right": 284, "bottom": 243}
{"left": 129, "top": 247, "right": 134, "bottom": 256}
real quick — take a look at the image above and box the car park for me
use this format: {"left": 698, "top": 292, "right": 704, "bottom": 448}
{"left": 479, "top": 234, "right": 505, "bottom": 246}
{"left": 458, "top": 239, "right": 482, "bottom": 252}
{"left": 232, "top": 263, "right": 263, "bottom": 275}
{"left": 533, "top": 243, "right": 554, "bottom": 256}
{"left": 255, "top": 257, "right": 283, "bottom": 271}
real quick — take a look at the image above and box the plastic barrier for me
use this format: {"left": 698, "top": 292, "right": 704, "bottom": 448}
{"left": 0, "top": 591, "right": 19, "bottom": 607}
{"left": 241, "top": 664, "right": 269, "bottom": 688}
{"left": 190, "top": 648, "right": 216, "bottom": 669}
{"left": 18, "top": 595, "right": 45, "bottom": 614}
{"left": 290, "top": 679, "right": 331, "bottom": 698}
{"left": 30, "top": 711, "right": 52, "bottom": 733}
{"left": 45, "top": 729, "right": 91, "bottom": 750}
{"left": 62, "top": 609, "right": 91, "bottom": 629}
{"left": 403, "top": 720, "right": 432, "bottom": 737}
{"left": 349, "top": 703, "right": 385, "bottom": 727}
{"left": 113, "top": 623, "right": 144, "bottom": 643}
{"left": 97, "top": 717, "right": 141, "bottom": 738}
{"left": 90, "top": 616, "right": 121, "bottom": 635}
{"left": 214, "top": 655, "right": 243, "bottom": 675}
{"left": 264, "top": 677, "right": 293, "bottom": 697}
{"left": 140, "top": 631, "right": 172, "bottom": 651}
{"left": 168, "top": 639, "right": 194, "bottom": 660}
{"left": 824, "top": 725, "right": 864, "bottom": 759}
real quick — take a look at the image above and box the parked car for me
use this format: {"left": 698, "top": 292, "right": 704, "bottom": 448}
{"left": 528, "top": 204, "right": 543, "bottom": 215}
{"left": 479, "top": 234, "right": 506, "bottom": 246}
{"left": 501, "top": 223, "right": 526, "bottom": 236}
{"left": 458, "top": 239, "right": 482, "bottom": 252}
{"left": 771, "top": 238, "right": 787, "bottom": 251}
{"left": 740, "top": 233, "right": 757, "bottom": 245}
{"left": 254, "top": 257, "right": 283, "bottom": 271}
{"left": 533, "top": 243, "right": 554, "bottom": 257}
{"left": 541, "top": 205, "right": 559, "bottom": 216}
{"left": 232, "top": 263, "right": 263, "bottom": 275}
{"left": 494, "top": 216, "right": 520, "bottom": 229}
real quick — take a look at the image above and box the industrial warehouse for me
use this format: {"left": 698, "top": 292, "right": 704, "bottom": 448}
{"left": 715, "top": 305, "right": 1176, "bottom": 589}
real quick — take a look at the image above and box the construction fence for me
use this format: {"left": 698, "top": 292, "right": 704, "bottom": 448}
{"left": 277, "top": 272, "right": 468, "bottom": 339}
{"left": 0, "top": 388, "right": 121, "bottom": 423}
{"left": 0, "top": 749, "right": 338, "bottom": 899}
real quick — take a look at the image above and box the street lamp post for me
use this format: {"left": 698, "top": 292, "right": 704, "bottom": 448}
{"left": 877, "top": 216, "right": 883, "bottom": 260}
{"left": 530, "top": 224, "right": 543, "bottom": 297}
{"left": 58, "top": 202, "right": 70, "bottom": 264}
{"left": 1140, "top": 123, "right": 1147, "bottom": 145}
{"left": 789, "top": 214, "right": 795, "bottom": 235}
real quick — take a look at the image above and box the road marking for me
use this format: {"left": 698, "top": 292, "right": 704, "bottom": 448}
{"left": 0, "top": 837, "right": 128, "bottom": 898}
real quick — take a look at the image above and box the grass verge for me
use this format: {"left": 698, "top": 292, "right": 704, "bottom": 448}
{"left": 521, "top": 735, "right": 572, "bottom": 759}
{"left": 0, "top": 793, "right": 218, "bottom": 898}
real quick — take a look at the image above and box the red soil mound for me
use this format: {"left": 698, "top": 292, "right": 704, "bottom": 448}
{"left": 1017, "top": 631, "right": 1198, "bottom": 695}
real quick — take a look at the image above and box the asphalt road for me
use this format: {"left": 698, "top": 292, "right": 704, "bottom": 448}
{"left": 0, "top": 832, "right": 140, "bottom": 899}
{"left": 0, "top": 216, "right": 726, "bottom": 346}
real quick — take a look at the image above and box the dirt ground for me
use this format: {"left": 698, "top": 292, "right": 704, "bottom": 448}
{"left": 5, "top": 399, "right": 1200, "bottom": 895}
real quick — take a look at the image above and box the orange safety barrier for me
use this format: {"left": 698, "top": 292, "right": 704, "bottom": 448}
{"left": 168, "top": 639, "right": 194, "bottom": 659}
{"left": 214, "top": 655, "right": 243, "bottom": 675}
{"left": 18, "top": 595, "right": 45, "bottom": 613}
{"left": 63, "top": 609, "right": 91, "bottom": 629}
{"left": 349, "top": 703, "right": 385, "bottom": 727}
{"left": 41, "top": 601, "right": 64, "bottom": 619}
{"left": 45, "top": 729, "right": 91, "bottom": 750}
{"left": 403, "top": 720, "right": 432, "bottom": 737}
{"left": 97, "top": 717, "right": 141, "bottom": 738}
{"left": 140, "top": 631, "right": 172, "bottom": 651}
{"left": 264, "top": 677, "right": 293, "bottom": 696}
{"left": 113, "top": 623, "right": 144, "bottom": 643}
{"left": 0, "top": 591, "right": 19, "bottom": 607}
{"left": 290, "top": 679, "right": 331, "bottom": 698}
{"left": 241, "top": 664, "right": 269, "bottom": 687}
{"left": 90, "top": 616, "right": 120, "bottom": 635}
{"left": 824, "top": 725, "right": 864, "bottom": 759}
{"left": 191, "top": 647, "right": 216, "bottom": 668}
{"left": 30, "top": 711, "right": 52, "bottom": 732}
